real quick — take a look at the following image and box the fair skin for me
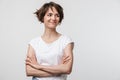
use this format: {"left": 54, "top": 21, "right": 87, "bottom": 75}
{"left": 26, "top": 7, "right": 74, "bottom": 77}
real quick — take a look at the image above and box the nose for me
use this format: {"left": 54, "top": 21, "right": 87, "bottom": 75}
{"left": 51, "top": 15, "right": 56, "bottom": 20}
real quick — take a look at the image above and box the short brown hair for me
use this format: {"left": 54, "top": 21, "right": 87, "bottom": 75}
{"left": 34, "top": 2, "right": 64, "bottom": 23}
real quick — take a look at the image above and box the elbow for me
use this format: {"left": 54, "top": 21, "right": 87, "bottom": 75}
{"left": 26, "top": 71, "right": 31, "bottom": 77}
{"left": 63, "top": 63, "right": 73, "bottom": 74}
{"left": 64, "top": 67, "right": 72, "bottom": 74}
{"left": 26, "top": 68, "right": 34, "bottom": 77}
{"left": 26, "top": 73, "right": 30, "bottom": 77}
{"left": 26, "top": 66, "right": 32, "bottom": 77}
{"left": 26, "top": 74, "right": 32, "bottom": 77}
{"left": 26, "top": 69, "right": 31, "bottom": 76}
{"left": 66, "top": 69, "right": 72, "bottom": 74}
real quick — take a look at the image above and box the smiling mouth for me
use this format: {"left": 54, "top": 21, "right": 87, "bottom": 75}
{"left": 50, "top": 22, "right": 57, "bottom": 24}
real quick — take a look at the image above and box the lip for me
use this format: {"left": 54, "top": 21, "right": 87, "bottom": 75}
{"left": 49, "top": 22, "right": 57, "bottom": 24}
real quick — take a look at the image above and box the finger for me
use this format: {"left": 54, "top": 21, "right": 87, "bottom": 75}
{"left": 26, "top": 58, "right": 32, "bottom": 63}
{"left": 26, "top": 62, "right": 35, "bottom": 68}
{"left": 63, "top": 56, "right": 70, "bottom": 61}
{"left": 27, "top": 56, "right": 37, "bottom": 63}
{"left": 26, "top": 58, "right": 30, "bottom": 61}
{"left": 63, "top": 56, "right": 71, "bottom": 64}
{"left": 26, "top": 61, "right": 34, "bottom": 67}
{"left": 27, "top": 56, "right": 32, "bottom": 61}
{"left": 64, "top": 55, "right": 69, "bottom": 59}
{"left": 63, "top": 58, "right": 70, "bottom": 64}
{"left": 27, "top": 56, "right": 31, "bottom": 58}
{"left": 26, "top": 61, "right": 31, "bottom": 65}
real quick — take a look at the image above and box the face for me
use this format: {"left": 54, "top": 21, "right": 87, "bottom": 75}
{"left": 43, "top": 7, "right": 60, "bottom": 29}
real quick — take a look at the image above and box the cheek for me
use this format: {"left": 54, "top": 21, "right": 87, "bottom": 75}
{"left": 43, "top": 16, "right": 49, "bottom": 22}
{"left": 57, "top": 18, "right": 60, "bottom": 22}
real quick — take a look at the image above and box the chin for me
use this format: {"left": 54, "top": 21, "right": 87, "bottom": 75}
{"left": 49, "top": 26, "right": 57, "bottom": 29}
{"left": 49, "top": 25, "right": 58, "bottom": 28}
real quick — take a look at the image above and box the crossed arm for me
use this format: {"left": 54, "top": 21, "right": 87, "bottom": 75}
{"left": 26, "top": 45, "right": 54, "bottom": 77}
{"left": 25, "top": 43, "right": 74, "bottom": 77}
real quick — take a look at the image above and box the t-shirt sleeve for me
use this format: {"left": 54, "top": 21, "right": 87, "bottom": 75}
{"left": 28, "top": 38, "right": 37, "bottom": 51}
{"left": 63, "top": 36, "right": 74, "bottom": 49}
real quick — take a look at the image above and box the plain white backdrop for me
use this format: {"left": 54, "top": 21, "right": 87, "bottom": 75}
{"left": 0, "top": 0, "right": 120, "bottom": 80}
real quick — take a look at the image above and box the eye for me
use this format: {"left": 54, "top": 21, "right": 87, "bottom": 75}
{"left": 47, "top": 13, "right": 52, "bottom": 17}
{"left": 56, "top": 14, "right": 60, "bottom": 17}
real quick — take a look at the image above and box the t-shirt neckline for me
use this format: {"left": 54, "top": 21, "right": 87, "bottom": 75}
{"left": 40, "top": 34, "right": 63, "bottom": 45}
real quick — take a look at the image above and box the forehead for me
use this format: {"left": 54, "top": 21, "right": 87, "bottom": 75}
{"left": 46, "top": 7, "right": 59, "bottom": 14}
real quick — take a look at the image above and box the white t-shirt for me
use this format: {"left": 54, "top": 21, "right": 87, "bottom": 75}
{"left": 29, "top": 35, "right": 74, "bottom": 80}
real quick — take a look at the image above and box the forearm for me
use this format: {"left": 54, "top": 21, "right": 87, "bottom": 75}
{"left": 40, "top": 64, "right": 70, "bottom": 74}
{"left": 26, "top": 56, "right": 73, "bottom": 75}
{"left": 26, "top": 65, "right": 55, "bottom": 77}
{"left": 38, "top": 60, "right": 73, "bottom": 75}
{"left": 26, "top": 43, "right": 74, "bottom": 75}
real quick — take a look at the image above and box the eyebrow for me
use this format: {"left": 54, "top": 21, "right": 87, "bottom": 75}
{"left": 47, "top": 12, "right": 59, "bottom": 15}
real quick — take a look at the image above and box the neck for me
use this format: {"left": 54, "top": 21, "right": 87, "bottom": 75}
{"left": 42, "top": 28, "right": 59, "bottom": 38}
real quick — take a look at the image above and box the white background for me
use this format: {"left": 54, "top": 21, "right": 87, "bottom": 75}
{"left": 0, "top": 0, "right": 120, "bottom": 80}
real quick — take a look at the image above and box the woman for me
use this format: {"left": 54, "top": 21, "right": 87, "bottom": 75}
{"left": 25, "top": 1, "right": 74, "bottom": 80}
